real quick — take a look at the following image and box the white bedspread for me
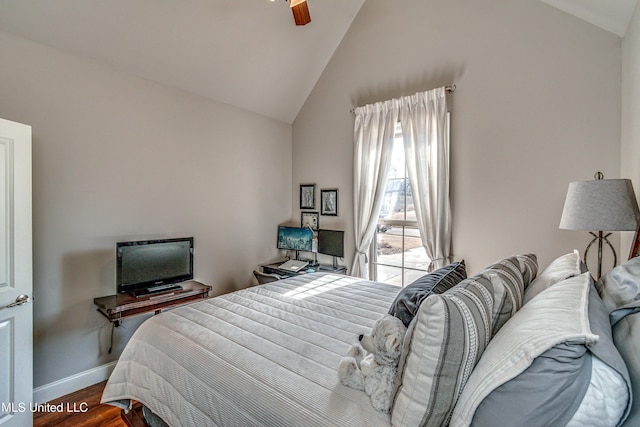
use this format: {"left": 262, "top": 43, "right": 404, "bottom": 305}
{"left": 101, "top": 273, "right": 398, "bottom": 427}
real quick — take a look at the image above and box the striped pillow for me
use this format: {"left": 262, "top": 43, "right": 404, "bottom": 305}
{"left": 517, "top": 253, "right": 538, "bottom": 285}
{"left": 483, "top": 254, "right": 536, "bottom": 335}
{"left": 392, "top": 276, "right": 494, "bottom": 427}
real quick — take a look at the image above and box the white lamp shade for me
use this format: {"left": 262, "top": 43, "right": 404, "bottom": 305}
{"left": 560, "top": 179, "right": 640, "bottom": 231}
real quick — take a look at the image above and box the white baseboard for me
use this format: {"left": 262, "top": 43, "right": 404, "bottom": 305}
{"left": 33, "top": 361, "right": 118, "bottom": 404}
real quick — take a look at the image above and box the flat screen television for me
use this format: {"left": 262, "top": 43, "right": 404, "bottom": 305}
{"left": 116, "top": 237, "right": 194, "bottom": 295}
{"left": 277, "top": 226, "right": 313, "bottom": 253}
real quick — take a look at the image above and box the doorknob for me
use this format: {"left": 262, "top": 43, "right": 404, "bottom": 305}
{"left": 0, "top": 294, "right": 31, "bottom": 310}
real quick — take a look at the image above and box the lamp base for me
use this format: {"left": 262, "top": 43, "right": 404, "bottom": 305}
{"left": 584, "top": 231, "right": 617, "bottom": 280}
{"left": 629, "top": 222, "right": 640, "bottom": 259}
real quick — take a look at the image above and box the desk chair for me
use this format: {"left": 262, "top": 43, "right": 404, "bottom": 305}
{"left": 253, "top": 270, "right": 282, "bottom": 285}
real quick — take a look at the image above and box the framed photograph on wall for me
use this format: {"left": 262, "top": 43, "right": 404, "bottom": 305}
{"left": 301, "top": 211, "right": 319, "bottom": 231}
{"left": 321, "top": 189, "right": 338, "bottom": 216}
{"left": 300, "top": 184, "right": 316, "bottom": 210}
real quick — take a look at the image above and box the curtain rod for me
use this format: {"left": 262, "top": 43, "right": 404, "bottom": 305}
{"left": 349, "top": 84, "right": 456, "bottom": 114}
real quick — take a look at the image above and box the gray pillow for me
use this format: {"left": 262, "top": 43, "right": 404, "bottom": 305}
{"left": 614, "top": 314, "right": 640, "bottom": 426}
{"left": 470, "top": 283, "right": 632, "bottom": 427}
{"left": 387, "top": 260, "right": 466, "bottom": 327}
{"left": 450, "top": 273, "right": 599, "bottom": 426}
{"left": 472, "top": 343, "right": 592, "bottom": 427}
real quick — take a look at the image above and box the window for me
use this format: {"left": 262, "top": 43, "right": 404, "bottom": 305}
{"left": 371, "top": 124, "right": 430, "bottom": 286}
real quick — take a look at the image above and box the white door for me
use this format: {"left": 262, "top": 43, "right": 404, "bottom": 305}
{"left": 0, "top": 118, "right": 32, "bottom": 427}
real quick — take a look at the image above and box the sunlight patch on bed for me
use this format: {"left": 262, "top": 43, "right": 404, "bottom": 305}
{"left": 284, "top": 275, "right": 360, "bottom": 299}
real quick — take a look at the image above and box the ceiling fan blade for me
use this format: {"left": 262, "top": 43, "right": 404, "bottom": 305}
{"left": 290, "top": 0, "right": 311, "bottom": 26}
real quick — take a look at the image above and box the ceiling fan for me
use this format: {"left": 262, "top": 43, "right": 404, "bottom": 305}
{"left": 280, "top": 0, "right": 311, "bottom": 26}
{"left": 289, "top": 0, "right": 311, "bottom": 25}
{"left": 270, "top": 0, "right": 311, "bottom": 26}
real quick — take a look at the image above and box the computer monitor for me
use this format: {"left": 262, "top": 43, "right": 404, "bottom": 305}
{"left": 277, "top": 226, "right": 313, "bottom": 257}
{"left": 317, "top": 229, "right": 344, "bottom": 268}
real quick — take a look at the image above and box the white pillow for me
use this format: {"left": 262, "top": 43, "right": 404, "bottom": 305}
{"left": 523, "top": 250, "right": 585, "bottom": 304}
{"left": 596, "top": 256, "right": 640, "bottom": 325}
{"left": 450, "top": 272, "right": 599, "bottom": 426}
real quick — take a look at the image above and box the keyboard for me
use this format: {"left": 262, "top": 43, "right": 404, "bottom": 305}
{"left": 279, "top": 260, "right": 309, "bottom": 272}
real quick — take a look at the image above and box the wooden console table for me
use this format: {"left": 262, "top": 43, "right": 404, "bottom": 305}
{"left": 94, "top": 280, "right": 211, "bottom": 326}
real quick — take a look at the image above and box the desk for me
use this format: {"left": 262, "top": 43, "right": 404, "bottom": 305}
{"left": 262, "top": 261, "right": 347, "bottom": 278}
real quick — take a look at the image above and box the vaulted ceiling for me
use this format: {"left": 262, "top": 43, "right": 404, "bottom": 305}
{"left": 0, "top": 0, "right": 636, "bottom": 124}
{"left": 0, "top": 0, "right": 365, "bottom": 124}
{"left": 540, "top": 0, "right": 638, "bottom": 37}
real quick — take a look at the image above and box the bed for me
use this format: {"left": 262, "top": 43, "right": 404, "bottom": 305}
{"left": 102, "top": 273, "right": 397, "bottom": 426}
{"left": 101, "top": 253, "right": 640, "bottom": 427}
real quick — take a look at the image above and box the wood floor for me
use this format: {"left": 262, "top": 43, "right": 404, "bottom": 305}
{"left": 33, "top": 381, "right": 127, "bottom": 427}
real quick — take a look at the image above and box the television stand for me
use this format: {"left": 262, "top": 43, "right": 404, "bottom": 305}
{"left": 94, "top": 280, "right": 211, "bottom": 325}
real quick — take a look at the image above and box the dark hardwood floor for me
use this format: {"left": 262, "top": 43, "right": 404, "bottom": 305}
{"left": 33, "top": 380, "right": 128, "bottom": 427}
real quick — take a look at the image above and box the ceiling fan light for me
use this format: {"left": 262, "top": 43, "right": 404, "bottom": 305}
{"left": 290, "top": 0, "right": 311, "bottom": 26}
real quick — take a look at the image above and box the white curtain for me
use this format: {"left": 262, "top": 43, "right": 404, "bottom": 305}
{"left": 351, "top": 101, "right": 398, "bottom": 279}
{"left": 351, "top": 87, "right": 451, "bottom": 278}
{"left": 399, "top": 87, "right": 451, "bottom": 270}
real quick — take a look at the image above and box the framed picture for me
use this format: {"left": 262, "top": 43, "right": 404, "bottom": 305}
{"left": 301, "top": 211, "right": 319, "bottom": 231}
{"left": 300, "top": 184, "right": 316, "bottom": 210}
{"left": 321, "top": 189, "right": 338, "bottom": 216}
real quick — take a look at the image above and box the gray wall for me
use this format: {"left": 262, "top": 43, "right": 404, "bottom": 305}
{"left": 0, "top": 0, "right": 632, "bottom": 392}
{"left": 0, "top": 31, "right": 292, "bottom": 388}
{"left": 622, "top": 3, "right": 640, "bottom": 254}
{"left": 293, "top": 0, "right": 623, "bottom": 274}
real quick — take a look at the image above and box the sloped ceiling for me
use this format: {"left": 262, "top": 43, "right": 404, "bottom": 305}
{"left": 539, "top": 0, "right": 638, "bottom": 37}
{"left": 0, "top": 0, "right": 365, "bottom": 124}
{"left": 0, "top": 1, "right": 636, "bottom": 123}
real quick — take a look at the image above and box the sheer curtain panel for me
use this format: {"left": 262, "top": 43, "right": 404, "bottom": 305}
{"left": 351, "top": 87, "right": 452, "bottom": 278}
{"left": 399, "top": 87, "right": 451, "bottom": 270}
{"left": 351, "top": 102, "right": 398, "bottom": 278}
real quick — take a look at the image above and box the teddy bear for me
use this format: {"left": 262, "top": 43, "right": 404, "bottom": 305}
{"left": 338, "top": 314, "right": 407, "bottom": 413}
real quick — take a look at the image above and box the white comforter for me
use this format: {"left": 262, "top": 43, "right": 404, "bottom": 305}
{"left": 101, "top": 273, "right": 399, "bottom": 427}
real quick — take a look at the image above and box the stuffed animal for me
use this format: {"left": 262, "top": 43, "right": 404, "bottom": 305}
{"left": 338, "top": 314, "right": 407, "bottom": 413}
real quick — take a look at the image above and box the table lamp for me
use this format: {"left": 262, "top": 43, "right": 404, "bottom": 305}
{"left": 559, "top": 172, "right": 640, "bottom": 279}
